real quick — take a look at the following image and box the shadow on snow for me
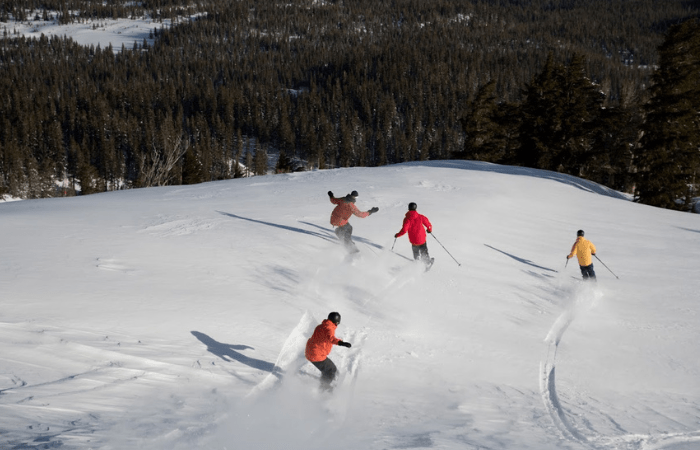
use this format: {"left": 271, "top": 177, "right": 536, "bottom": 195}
{"left": 216, "top": 211, "right": 336, "bottom": 243}
{"left": 484, "top": 244, "right": 558, "bottom": 273}
{"left": 191, "top": 331, "right": 277, "bottom": 374}
{"left": 217, "top": 211, "right": 384, "bottom": 251}
{"left": 9, "top": 437, "right": 63, "bottom": 449}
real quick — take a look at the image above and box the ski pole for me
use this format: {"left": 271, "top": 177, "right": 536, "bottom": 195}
{"left": 594, "top": 255, "right": 618, "bottom": 279}
{"left": 430, "top": 233, "right": 461, "bottom": 266}
{"left": 391, "top": 237, "right": 396, "bottom": 251}
{"left": 565, "top": 258, "right": 569, "bottom": 269}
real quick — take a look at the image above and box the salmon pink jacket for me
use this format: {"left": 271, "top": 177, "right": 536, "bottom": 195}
{"left": 305, "top": 319, "right": 341, "bottom": 362}
{"left": 395, "top": 210, "right": 433, "bottom": 245}
{"left": 330, "top": 196, "right": 369, "bottom": 227}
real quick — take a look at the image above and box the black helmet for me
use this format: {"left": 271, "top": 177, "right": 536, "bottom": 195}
{"left": 351, "top": 190, "right": 358, "bottom": 197}
{"left": 577, "top": 230, "right": 585, "bottom": 236}
{"left": 328, "top": 312, "right": 341, "bottom": 325}
{"left": 408, "top": 202, "right": 417, "bottom": 211}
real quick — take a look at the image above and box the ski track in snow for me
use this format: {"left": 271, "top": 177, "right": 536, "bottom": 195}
{"left": 95, "top": 257, "right": 136, "bottom": 273}
{"left": 240, "top": 250, "right": 417, "bottom": 441}
{"left": 139, "top": 215, "right": 225, "bottom": 237}
{"left": 540, "top": 284, "right": 700, "bottom": 450}
{"left": 0, "top": 323, "right": 230, "bottom": 449}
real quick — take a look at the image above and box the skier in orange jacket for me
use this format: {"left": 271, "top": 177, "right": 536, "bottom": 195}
{"left": 328, "top": 190, "right": 378, "bottom": 254}
{"left": 567, "top": 230, "right": 597, "bottom": 280}
{"left": 395, "top": 202, "right": 434, "bottom": 268}
{"left": 305, "top": 312, "right": 352, "bottom": 390}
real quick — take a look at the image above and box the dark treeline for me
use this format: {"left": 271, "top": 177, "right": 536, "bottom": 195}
{"left": 0, "top": 0, "right": 699, "bottom": 210}
{"left": 0, "top": 0, "right": 198, "bottom": 23}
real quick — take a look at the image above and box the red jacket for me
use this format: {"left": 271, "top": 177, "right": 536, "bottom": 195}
{"left": 330, "top": 196, "right": 369, "bottom": 227}
{"left": 305, "top": 319, "right": 341, "bottom": 362}
{"left": 395, "top": 210, "right": 432, "bottom": 245}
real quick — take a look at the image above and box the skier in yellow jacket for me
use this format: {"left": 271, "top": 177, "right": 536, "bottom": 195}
{"left": 567, "top": 230, "right": 597, "bottom": 280}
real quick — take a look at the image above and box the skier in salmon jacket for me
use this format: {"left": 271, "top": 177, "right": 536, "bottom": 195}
{"left": 328, "top": 190, "right": 378, "bottom": 253}
{"left": 395, "top": 202, "right": 434, "bottom": 267}
{"left": 567, "top": 230, "right": 597, "bottom": 281}
{"left": 305, "top": 312, "right": 352, "bottom": 391}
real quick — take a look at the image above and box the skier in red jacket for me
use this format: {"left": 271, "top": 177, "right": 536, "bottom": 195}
{"left": 395, "top": 202, "right": 434, "bottom": 268}
{"left": 305, "top": 312, "right": 352, "bottom": 391}
{"left": 328, "top": 190, "right": 378, "bottom": 254}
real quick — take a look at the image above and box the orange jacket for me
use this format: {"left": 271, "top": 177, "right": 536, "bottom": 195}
{"left": 395, "top": 210, "right": 433, "bottom": 245}
{"left": 330, "top": 196, "right": 369, "bottom": 227}
{"left": 305, "top": 319, "right": 341, "bottom": 362}
{"left": 567, "top": 237, "right": 597, "bottom": 266}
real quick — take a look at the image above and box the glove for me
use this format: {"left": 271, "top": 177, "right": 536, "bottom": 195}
{"left": 338, "top": 341, "right": 352, "bottom": 348}
{"left": 368, "top": 207, "right": 379, "bottom": 214}
{"left": 394, "top": 233, "right": 400, "bottom": 238}
{"left": 328, "top": 191, "right": 333, "bottom": 197}
{"left": 427, "top": 229, "right": 432, "bottom": 233}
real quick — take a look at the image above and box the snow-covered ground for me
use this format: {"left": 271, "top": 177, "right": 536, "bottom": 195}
{"left": 1, "top": 160, "right": 699, "bottom": 449}
{"left": 2, "top": 13, "right": 181, "bottom": 51}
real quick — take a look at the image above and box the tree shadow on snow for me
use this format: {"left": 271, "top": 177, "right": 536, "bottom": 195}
{"left": 484, "top": 244, "right": 558, "bottom": 273}
{"left": 677, "top": 226, "right": 700, "bottom": 234}
{"left": 191, "top": 331, "right": 276, "bottom": 373}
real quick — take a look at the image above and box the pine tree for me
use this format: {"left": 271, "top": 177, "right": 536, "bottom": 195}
{"left": 636, "top": 19, "right": 700, "bottom": 210}
{"left": 557, "top": 53, "right": 606, "bottom": 177}
{"left": 253, "top": 143, "right": 268, "bottom": 175}
{"left": 182, "top": 147, "right": 205, "bottom": 185}
{"left": 245, "top": 144, "right": 253, "bottom": 177}
{"left": 515, "top": 54, "right": 563, "bottom": 169}
{"left": 275, "top": 150, "right": 293, "bottom": 173}
{"left": 515, "top": 53, "right": 606, "bottom": 175}
{"left": 458, "top": 80, "right": 504, "bottom": 162}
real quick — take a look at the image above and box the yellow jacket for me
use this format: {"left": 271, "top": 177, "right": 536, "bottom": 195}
{"left": 567, "top": 237, "right": 596, "bottom": 266}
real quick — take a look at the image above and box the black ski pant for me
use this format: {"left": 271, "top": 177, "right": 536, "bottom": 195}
{"left": 311, "top": 357, "right": 338, "bottom": 389}
{"left": 335, "top": 223, "right": 358, "bottom": 253}
{"left": 412, "top": 243, "right": 431, "bottom": 263}
{"left": 580, "top": 264, "right": 596, "bottom": 281}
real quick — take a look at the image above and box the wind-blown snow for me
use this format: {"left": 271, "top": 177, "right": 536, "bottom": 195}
{"left": 1, "top": 160, "right": 699, "bottom": 449}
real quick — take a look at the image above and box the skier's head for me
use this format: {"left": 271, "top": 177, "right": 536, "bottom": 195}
{"left": 577, "top": 230, "right": 585, "bottom": 237}
{"left": 408, "top": 202, "right": 417, "bottom": 211}
{"left": 328, "top": 312, "right": 341, "bottom": 325}
{"left": 345, "top": 191, "right": 358, "bottom": 203}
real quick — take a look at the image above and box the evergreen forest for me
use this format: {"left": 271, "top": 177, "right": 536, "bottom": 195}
{"left": 1, "top": 0, "right": 699, "bottom": 211}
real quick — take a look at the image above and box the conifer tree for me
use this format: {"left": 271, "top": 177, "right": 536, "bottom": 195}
{"left": 458, "top": 80, "right": 504, "bottom": 162}
{"left": 182, "top": 147, "right": 205, "bottom": 185}
{"left": 515, "top": 54, "right": 563, "bottom": 169}
{"left": 253, "top": 143, "right": 268, "bottom": 176}
{"left": 636, "top": 19, "right": 700, "bottom": 210}
{"left": 275, "top": 150, "right": 293, "bottom": 173}
{"left": 515, "top": 53, "right": 605, "bottom": 175}
{"left": 557, "top": 53, "right": 606, "bottom": 177}
{"left": 245, "top": 145, "right": 253, "bottom": 177}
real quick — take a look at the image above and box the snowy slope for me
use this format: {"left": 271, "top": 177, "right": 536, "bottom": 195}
{"left": 3, "top": 14, "right": 179, "bottom": 51}
{"left": 1, "top": 160, "right": 699, "bottom": 450}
